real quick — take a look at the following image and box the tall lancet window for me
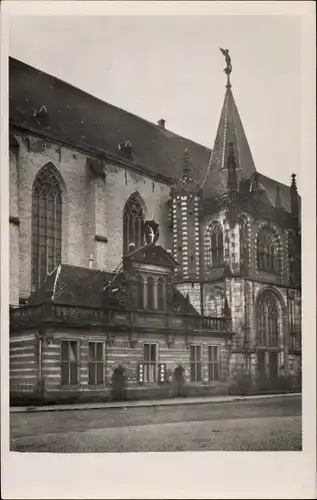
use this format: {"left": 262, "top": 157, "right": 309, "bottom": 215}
{"left": 257, "top": 227, "right": 278, "bottom": 273}
{"left": 32, "top": 165, "right": 62, "bottom": 290}
{"left": 209, "top": 222, "right": 224, "bottom": 267}
{"left": 123, "top": 193, "right": 145, "bottom": 254}
{"left": 256, "top": 291, "right": 279, "bottom": 347}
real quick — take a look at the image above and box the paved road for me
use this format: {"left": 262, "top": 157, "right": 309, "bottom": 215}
{"left": 10, "top": 395, "right": 301, "bottom": 452}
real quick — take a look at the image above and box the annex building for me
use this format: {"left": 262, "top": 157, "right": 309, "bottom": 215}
{"left": 9, "top": 55, "right": 301, "bottom": 404}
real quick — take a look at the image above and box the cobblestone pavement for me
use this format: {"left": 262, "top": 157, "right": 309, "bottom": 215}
{"left": 11, "top": 395, "right": 301, "bottom": 438}
{"left": 10, "top": 395, "right": 301, "bottom": 452}
{"left": 11, "top": 416, "right": 301, "bottom": 452}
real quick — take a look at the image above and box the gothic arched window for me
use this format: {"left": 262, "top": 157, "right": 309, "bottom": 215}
{"left": 157, "top": 278, "right": 165, "bottom": 310}
{"left": 123, "top": 193, "right": 145, "bottom": 254}
{"left": 32, "top": 165, "right": 62, "bottom": 290}
{"left": 147, "top": 277, "right": 155, "bottom": 309}
{"left": 209, "top": 222, "right": 224, "bottom": 267}
{"left": 257, "top": 227, "right": 278, "bottom": 273}
{"left": 256, "top": 291, "right": 279, "bottom": 346}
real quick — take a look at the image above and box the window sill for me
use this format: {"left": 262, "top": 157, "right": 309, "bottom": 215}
{"left": 60, "top": 384, "right": 81, "bottom": 390}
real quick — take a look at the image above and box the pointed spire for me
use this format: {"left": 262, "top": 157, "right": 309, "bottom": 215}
{"left": 201, "top": 83, "right": 256, "bottom": 199}
{"left": 275, "top": 185, "right": 283, "bottom": 208}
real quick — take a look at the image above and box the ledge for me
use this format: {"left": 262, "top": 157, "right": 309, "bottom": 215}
{"left": 9, "top": 216, "right": 20, "bottom": 226}
{"left": 95, "top": 234, "right": 108, "bottom": 243}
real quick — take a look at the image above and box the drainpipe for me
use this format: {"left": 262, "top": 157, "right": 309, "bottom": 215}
{"left": 37, "top": 329, "right": 44, "bottom": 405}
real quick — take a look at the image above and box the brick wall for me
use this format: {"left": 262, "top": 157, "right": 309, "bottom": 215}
{"left": 10, "top": 327, "right": 230, "bottom": 403}
{"left": 10, "top": 333, "right": 38, "bottom": 398}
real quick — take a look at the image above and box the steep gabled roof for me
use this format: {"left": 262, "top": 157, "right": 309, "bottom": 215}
{"left": 9, "top": 57, "right": 211, "bottom": 184}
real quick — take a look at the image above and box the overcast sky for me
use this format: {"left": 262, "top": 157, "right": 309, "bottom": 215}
{"left": 9, "top": 14, "right": 301, "bottom": 188}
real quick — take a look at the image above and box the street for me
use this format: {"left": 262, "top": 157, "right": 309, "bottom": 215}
{"left": 10, "top": 395, "right": 301, "bottom": 452}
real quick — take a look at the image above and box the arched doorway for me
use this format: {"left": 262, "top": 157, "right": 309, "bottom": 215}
{"left": 111, "top": 367, "right": 126, "bottom": 401}
{"left": 173, "top": 365, "right": 185, "bottom": 397}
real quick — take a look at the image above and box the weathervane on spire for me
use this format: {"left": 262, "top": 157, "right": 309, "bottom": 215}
{"left": 219, "top": 48, "right": 232, "bottom": 88}
{"left": 220, "top": 48, "right": 232, "bottom": 75}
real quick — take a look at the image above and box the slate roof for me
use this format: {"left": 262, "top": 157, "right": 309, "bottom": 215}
{"left": 28, "top": 265, "right": 115, "bottom": 308}
{"left": 257, "top": 173, "right": 301, "bottom": 215}
{"left": 9, "top": 57, "right": 211, "bottom": 184}
{"left": 9, "top": 57, "right": 300, "bottom": 212}
{"left": 201, "top": 85, "right": 257, "bottom": 199}
{"left": 27, "top": 263, "right": 198, "bottom": 315}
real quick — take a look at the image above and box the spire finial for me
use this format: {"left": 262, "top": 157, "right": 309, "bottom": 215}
{"left": 291, "top": 173, "right": 297, "bottom": 191}
{"left": 220, "top": 48, "right": 232, "bottom": 88}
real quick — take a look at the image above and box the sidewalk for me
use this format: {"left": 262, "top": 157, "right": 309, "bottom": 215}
{"left": 10, "top": 392, "right": 300, "bottom": 413}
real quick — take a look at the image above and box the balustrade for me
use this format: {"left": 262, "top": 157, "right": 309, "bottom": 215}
{"left": 11, "top": 303, "right": 232, "bottom": 334}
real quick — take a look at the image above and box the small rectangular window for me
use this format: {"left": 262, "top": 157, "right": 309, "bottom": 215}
{"left": 88, "top": 342, "right": 105, "bottom": 385}
{"left": 190, "top": 345, "right": 202, "bottom": 382}
{"left": 208, "top": 346, "right": 220, "bottom": 381}
{"left": 60, "top": 340, "right": 79, "bottom": 385}
{"left": 144, "top": 343, "right": 157, "bottom": 383}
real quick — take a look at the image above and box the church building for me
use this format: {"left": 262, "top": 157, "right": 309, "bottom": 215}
{"left": 9, "top": 54, "right": 301, "bottom": 404}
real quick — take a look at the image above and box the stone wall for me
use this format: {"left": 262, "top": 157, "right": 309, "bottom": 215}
{"left": 10, "top": 130, "right": 171, "bottom": 301}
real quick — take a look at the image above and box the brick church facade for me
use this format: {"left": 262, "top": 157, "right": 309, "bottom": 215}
{"left": 9, "top": 57, "right": 301, "bottom": 404}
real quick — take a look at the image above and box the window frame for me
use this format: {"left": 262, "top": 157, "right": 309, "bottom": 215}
{"left": 256, "top": 292, "right": 279, "bottom": 347}
{"left": 257, "top": 227, "right": 278, "bottom": 274}
{"left": 208, "top": 345, "right": 220, "bottom": 382}
{"left": 143, "top": 342, "right": 158, "bottom": 383}
{"left": 123, "top": 193, "right": 145, "bottom": 255}
{"left": 32, "top": 166, "right": 62, "bottom": 290}
{"left": 190, "top": 344, "right": 202, "bottom": 382}
{"left": 60, "top": 339, "right": 80, "bottom": 386}
{"left": 88, "top": 341, "right": 105, "bottom": 386}
{"left": 208, "top": 223, "right": 224, "bottom": 268}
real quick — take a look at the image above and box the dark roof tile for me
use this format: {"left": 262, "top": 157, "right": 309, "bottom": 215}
{"left": 9, "top": 57, "right": 211, "bottom": 184}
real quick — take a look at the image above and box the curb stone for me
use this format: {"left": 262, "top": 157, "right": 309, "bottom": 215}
{"left": 10, "top": 392, "right": 301, "bottom": 414}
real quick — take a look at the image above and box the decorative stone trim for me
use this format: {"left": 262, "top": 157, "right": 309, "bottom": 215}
{"left": 237, "top": 212, "right": 251, "bottom": 273}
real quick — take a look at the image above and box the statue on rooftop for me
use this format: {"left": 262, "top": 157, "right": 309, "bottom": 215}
{"left": 220, "top": 48, "right": 232, "bottom": 75}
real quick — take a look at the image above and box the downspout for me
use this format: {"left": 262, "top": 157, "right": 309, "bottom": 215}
{"left": 38, "top": 329, "right": 44, "bottom": 405}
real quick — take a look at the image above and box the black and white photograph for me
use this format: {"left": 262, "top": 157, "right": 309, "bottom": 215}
{"left": 1, "top": 1, "right": 315, "bottom": 499}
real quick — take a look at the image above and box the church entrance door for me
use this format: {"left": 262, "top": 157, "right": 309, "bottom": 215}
{"left": 111, "top": 367, "right": 126, "bottom": 401}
